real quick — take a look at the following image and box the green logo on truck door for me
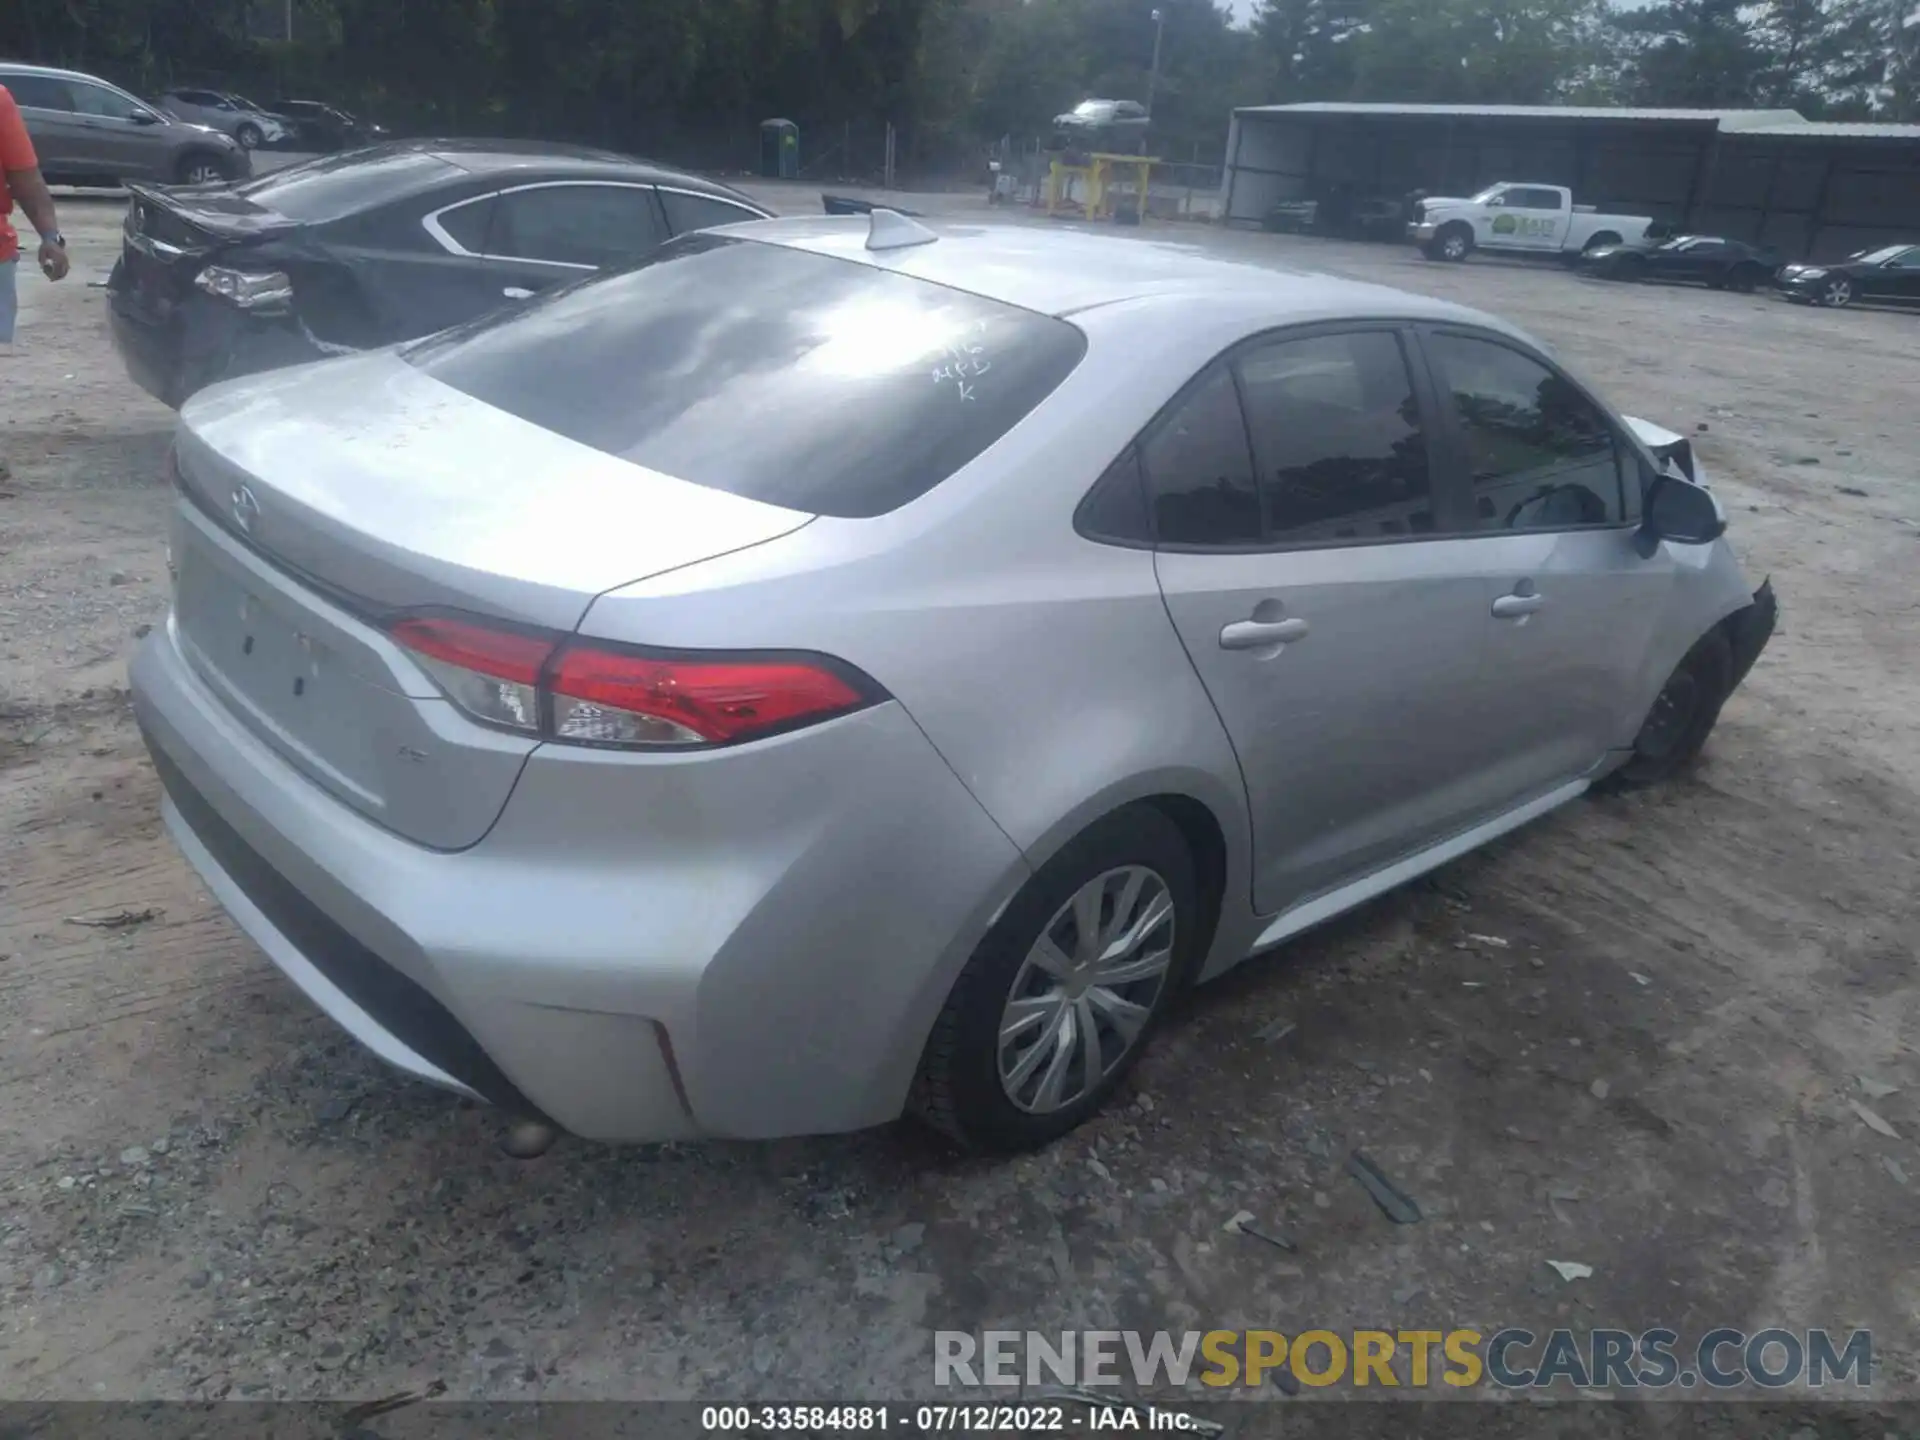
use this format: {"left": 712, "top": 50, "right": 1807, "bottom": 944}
{"left": 1492, "top": 214, "right": 1519, "bottom": 235}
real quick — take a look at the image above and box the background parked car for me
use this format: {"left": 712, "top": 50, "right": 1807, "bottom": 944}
{"left": 271, "top": 99, "right": 387, "bottom": 152}
{"left": 158, "top": 88, "right": 290, "bottom": 149}
{"left": 1776, "top": 244, "right": 1920, "bottom": 309}
{"left": 0, "top": 61, "right": 248, "bottom": 186}
{"left": 1047, "top": 97, "right": 1150, "bottom": 155}
{"left": 1580, "top": 234, "right": 1780, "bottom": 293}
{"left": 106, "top": 139, "right": 772, "bottom": 407}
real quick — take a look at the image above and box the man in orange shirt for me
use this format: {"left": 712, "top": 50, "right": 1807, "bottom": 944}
{"left": 2, "top": 82, "right": 71, "bottom": 349}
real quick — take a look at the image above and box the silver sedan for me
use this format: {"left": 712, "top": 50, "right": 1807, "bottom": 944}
{"left": 131, "top": 213, "right": 1775, "bottom": 1153}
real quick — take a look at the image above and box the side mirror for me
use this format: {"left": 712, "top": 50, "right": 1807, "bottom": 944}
{"left": 1636, "top": 472, "right": 1726, "bottom": 557}
{"left": 130, "top": 109, "right": 160, "bottom": 125}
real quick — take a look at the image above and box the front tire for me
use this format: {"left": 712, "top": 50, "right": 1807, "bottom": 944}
{"left": 235, "top": 122, "right": 263, "bottom": 150}
{"left": 1611, "top": 629, "right": 1734, "bottom": 788}
{"left": 913, "top": 807, "right": 1200, "bottom": 1153}
{"left": 175, "top": 150, "right": 227, "bottom": 186}
{"left": 1819, "top": 277, "right": 1855, "bottom": 308}
{"left": 1429, "top": 225, "right": 1473, "bottom": 262}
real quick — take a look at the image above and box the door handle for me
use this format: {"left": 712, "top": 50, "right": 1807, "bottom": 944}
{"left": 1491, "top": 593, "right": 1545, "bottom": 619}
{"left": 503, "top": 286, "right": 535, "bottom": 300}
{"left": 1220, "top": 617, "right": 1310, "bottom": 650}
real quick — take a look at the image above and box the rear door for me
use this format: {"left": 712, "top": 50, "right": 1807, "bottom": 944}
{"left": 1415, "top": 326, "right": 1675, "bottom": 810}
{"left": 3, "top": 73, "right": 99, "bottom": 174}
{"left": 467, "top": 181, "right": 671, "bottom": 300}
{"left": 1152, "top": 325, "right": 1498, "bottom": 916}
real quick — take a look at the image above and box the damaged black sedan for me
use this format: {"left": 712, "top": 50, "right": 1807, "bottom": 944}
{"left": 107, "top": 140, "right": 771, "bottom": 407}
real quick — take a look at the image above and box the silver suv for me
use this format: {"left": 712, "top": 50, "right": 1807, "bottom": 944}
{"left": 0, "top": 62, "right": 249, "bottom": 187}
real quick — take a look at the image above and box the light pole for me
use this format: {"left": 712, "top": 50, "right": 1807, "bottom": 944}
{"left": 1145, "top": 8, "right": 1165, "bottom": 119}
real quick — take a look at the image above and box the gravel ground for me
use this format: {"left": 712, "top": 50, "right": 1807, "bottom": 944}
{"left": 1, "top": 186, "right": 1918, "bottom": 1405}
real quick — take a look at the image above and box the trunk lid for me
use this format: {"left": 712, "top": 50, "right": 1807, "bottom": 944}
{"left": 117, "top": 183, "right": 295, "bottom": 316}
{"left": 169, "top": 352, "right": 814, "bottom": 846}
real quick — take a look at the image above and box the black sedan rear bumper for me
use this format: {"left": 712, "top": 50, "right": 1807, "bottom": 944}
{"left": 1727, "top": 577, "right": 1777, "bottom": 692}
{"left": 107, "top": 269, "right": 331, "bottom": 409}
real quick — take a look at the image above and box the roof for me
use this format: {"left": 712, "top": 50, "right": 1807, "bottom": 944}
{"left": 270, "top": 138, "right": 763, "bottom": 205}
{"left": 1235, "top": 102, "right": 1809, "bottom": 130}
{"left": 1738, "top": 120, "right": 1920, "bottom": 139}
{"left": 1233, "top": 102, "right": 1920, "bottom": 141}
{"left": 737, "top": 214, "right": 1510, "bottom": 329}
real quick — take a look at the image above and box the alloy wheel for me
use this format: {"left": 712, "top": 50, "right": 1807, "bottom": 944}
{"left": 1823, "top": 278, "right": 1854, "bottom": 307}
{"left": 996, "top": 866, "right": 1174, "bottom": 1115}
{"left": 184, "top": 162, "right": 222, "bottom": 185}
{"left": 1443, "top": 234, "right": 1469, "bottom": 261}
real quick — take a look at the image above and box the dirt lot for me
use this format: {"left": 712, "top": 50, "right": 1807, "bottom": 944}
{"left": 2, "top": 186, "right": 1918, "bottom": 1405}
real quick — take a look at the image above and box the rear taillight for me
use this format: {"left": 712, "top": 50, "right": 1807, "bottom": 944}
{"left": 388, "top": 613, "right": 880, "bottom": 750}
{"left": 194, "top": 265, "right": 294, "bottom": 311}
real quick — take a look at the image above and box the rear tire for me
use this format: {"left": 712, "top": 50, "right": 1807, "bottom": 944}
{"left": 912, "top": 806, "right": 1200, "bottom": 1154}
{"left": 235, "top": 122, "right": 263, "bottom": 150}
{"left": 1725, "top": 264, "right": 1763, "bottom": 294}
{"left": 1611, "top": 629, "right": 1734, "bottom": 789}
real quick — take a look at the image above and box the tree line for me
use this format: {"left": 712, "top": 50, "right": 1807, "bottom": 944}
{"left": 2, "top": 0, "right": 1914, "bottom": 177}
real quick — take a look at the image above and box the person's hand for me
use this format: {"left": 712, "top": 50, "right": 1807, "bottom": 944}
{"left": 38, "top": 237, "right": 70, "bottom": 282}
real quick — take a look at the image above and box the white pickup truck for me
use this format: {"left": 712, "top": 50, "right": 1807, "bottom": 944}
{"left": 1409, "top": 183, "right": 1656, "bottom": 263}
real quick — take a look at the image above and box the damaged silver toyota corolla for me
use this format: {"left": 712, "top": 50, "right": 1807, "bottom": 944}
{"left": 131, "top": 213, "right": 1776, "bottom": 1154}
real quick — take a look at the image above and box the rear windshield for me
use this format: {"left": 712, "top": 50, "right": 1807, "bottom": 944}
{"left": 405, "top": 233, "right": 1088, "bottom": 518}
{"left": 230, "top": 149, "right": 453, "bottom": 224}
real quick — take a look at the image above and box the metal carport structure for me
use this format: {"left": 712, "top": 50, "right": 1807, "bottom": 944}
{"left": 1221, "top": 103, "right": 1920, "bottom": 261}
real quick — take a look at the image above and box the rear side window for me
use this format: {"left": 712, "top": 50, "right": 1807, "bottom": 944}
{"left": 659, "top": 189, "right": 765, "bottom": 235}
{"left": 5, "top": 75, "right": 76, "bottom": 111}
{"left": 1140, "top": 366, "right": 1260, "bottom": 546}
{"left": 491, "top": 184, "right": 668, "bottom": 268}
{"left": 432, "top": 196, "right": 495, "bottom": 254}
{"left": 407, "top": 234, "right": 1088, "bottom": 518}
{"left": 1236, "top": 331, "right": 1434, "bottom": 543}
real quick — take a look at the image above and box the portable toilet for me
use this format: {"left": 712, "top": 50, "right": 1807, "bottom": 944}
{"left": 760, "top": 119, "right": 799, "bottom": 179}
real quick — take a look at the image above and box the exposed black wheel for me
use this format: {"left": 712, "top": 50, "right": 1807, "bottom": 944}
{"left": 235, "top": 122, "right": 263, "bottom": 150}
{"left": 175, "top": 150, "right": 227, "bottom": 186}
{"left": 913, "top": 806, "right": 1200, "bottom": 1153}
{"left": 1611, "top": 628, "right": 1734, "bottom": 788}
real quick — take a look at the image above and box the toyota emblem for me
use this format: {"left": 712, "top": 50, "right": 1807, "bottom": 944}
{"left": 231, "top": 484, "right": 260, "bottom": 534}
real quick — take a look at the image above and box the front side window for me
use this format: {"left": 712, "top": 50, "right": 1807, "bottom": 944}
{"left": 491, "top": 184, "right": 667, "bottom": 268}
{"left": 1428, "top": 332, "right": 1624, "bottom": 531}
{"left": 69, "top": 82, "right": 146, "bottom": 121}
{"left": 407, "top": 233, "right": 1088, "bottom": 518}
{"left": 1139, "top": 366, "right": 1261, "bottom": 546}
{"left": 1237, "top": 331, "right": 1434, "bottom": 544}
{"left": 1886, "top": 247, "right": 1920, "bottom": 270}
{"left": 431, "top": 195, "right": 495, "bottom": 254}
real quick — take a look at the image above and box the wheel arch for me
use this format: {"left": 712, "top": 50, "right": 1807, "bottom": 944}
{"left": 1007, "top": 770, "right": 1256, "bottom": 987}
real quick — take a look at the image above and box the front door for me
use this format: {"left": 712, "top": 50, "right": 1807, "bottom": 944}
{"left": 1417, "top": 328, "right": 1676, "bottom": 809}
{"left": 4, "top": 73, "right": 100, "bottom": 174}
{"left": 1150, "top": 328, "right": 1498, "bottom": 917}
{"left": 1497, "top": 187, "right": 1569, "bottom": 252}
{"left": 1860, "top": 245, "right": 1920, "bottom": 302}
{"left": 66, "top": 79, "right": 168, "bottom": 180}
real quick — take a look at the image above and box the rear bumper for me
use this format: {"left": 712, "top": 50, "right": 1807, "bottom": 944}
{"left": 1727, "top": 577, "right": 1777, "bottom": 692}
{"left": 131, "top": 614, "right": 1027, "bottom": 1143}
{"left": 108, "top": 281, "right": 328, "bottom": 409}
